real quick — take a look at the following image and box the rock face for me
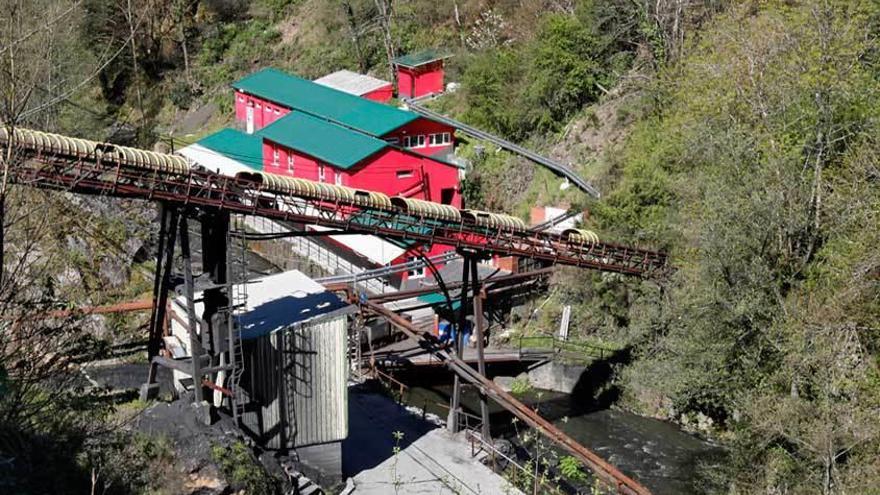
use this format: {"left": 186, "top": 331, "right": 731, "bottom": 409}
{"left": 133, "top": 398, "right": 282, "bottom": 495}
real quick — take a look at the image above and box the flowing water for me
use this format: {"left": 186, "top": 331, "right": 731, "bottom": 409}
{"left": 399, "top": 382, "right": 723, "bottom": 495}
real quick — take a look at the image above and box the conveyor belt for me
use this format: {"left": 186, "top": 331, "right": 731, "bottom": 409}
{"left": 405, "top": 102, "right": 601, "bottom": 198}
{"left": 1, "top": 126, "right": 665, "bottom": 275}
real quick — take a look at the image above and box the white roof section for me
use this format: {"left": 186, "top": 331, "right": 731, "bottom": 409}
{"left": 178, "top": 143, "right": 254, "bottom": 177}
{"left": 171, "top": 270, "right": 354, "bottom": 342}
{"left": 314, "top": 70, "right": 392, "bottom": 97}
{"left": 244, "top": 269, "right": 327, "bottom": 310}
{"left": 308, "top": 224, "right": 406, "bottom": 265}
{"left": 542, "top": 206, "right": 583, "bottom": 234}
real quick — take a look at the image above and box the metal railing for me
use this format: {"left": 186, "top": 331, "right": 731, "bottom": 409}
{"left": 366, "top": 301, "right": 651, "bottom": 494}
{"left": 517, "top": 335, "right": 619, "bottom": 362}
{"left": 405, "top": 102, "right": 601, "bottom": 198}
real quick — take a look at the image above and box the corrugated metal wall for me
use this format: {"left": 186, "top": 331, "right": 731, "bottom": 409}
{"left": 242, "top": 315, "right": 348, "bottom": 450}
{"left": 283, "top": 316, "right": 348, "bottom": 447}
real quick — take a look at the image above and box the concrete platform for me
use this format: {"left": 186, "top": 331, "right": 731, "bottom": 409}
{"left": 344, "top": 386, "right": 521, "bottom": 494}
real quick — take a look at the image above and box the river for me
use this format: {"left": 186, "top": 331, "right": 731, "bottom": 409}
{"left": 398, "top": 381, "right": 723, "bottom": 495}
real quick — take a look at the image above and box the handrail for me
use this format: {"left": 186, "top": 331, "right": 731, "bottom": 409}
{"left": 518, "top": 335, "right": 618, "bottom": 361}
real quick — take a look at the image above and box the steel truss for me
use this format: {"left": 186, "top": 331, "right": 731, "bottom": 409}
{"left": 6, "top": 157, "right": 667, "bottom": 276}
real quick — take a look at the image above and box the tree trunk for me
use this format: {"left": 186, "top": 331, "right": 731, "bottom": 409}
{"left": 374, "top": 0, "right": 397, "bottom": 85}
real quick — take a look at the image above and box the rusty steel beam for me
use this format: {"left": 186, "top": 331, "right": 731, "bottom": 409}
{"left": 47, "top": 298, "right": 154, "bottom": 317}
{"left": 368, "top": 266, "right": 555, "bottom": 304}
{"left": 362, "top": 300, "right": 652, "bottom": 495}
{"left": 4, "top": 157, "right": 667, "bottom": 276}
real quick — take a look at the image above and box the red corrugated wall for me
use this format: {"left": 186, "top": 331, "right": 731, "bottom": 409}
{"left": 397, "top": 61, "right": 445, "bottom": 99}
{"left": 383, "top": 117, "right": 455, "bottom": 157}
{"left": 362, "top": 84, "right": 394, "bottom": 103}
{"left": 235, "top": 91, "right": 291, "bottom": 133}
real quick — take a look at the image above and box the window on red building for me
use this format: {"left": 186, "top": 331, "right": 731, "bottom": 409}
{"left": 272, "top": 147, "right": 280, "bottom": 167}
{"left": 335, "top": 173, "right": 343, "bottom": 186}
{"left": 429, "top": 133, "right": 451, "bottom": 146}
{"left": 318, "top": 164, "right": 326, "bottom": 182}
{"left": 396, "top": 170, "right": 413, "bottom": 179}
{"left": 441, "top": 188, "right": 455, "bottom": 205}
{"left": 287, "top": 154, "right": 294, "bottom": 173}
{"left": 406, "top": 256, "right": 425, "bottom": 278}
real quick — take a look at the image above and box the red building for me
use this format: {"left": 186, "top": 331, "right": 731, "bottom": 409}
{"left": 259, "top": 111, "right": 462, "bottom": 278}
{"left": 393, "top": 50, "right": 451, "bottom": 100}
{"left": 232, "top": 68, "right": 455, "bottom": 158}
{"left": 259, "top": 111, "right": 462, "bottom": 206}
{"left": 313, "top": 70, "right": 393, "bottom": 103}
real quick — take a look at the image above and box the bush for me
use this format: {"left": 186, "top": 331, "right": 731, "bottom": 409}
{"left": 461, "top": 13, "right": 610, "bottom": 141}
{"left": 211, "top": 441, "right": 276, "bottom": 494}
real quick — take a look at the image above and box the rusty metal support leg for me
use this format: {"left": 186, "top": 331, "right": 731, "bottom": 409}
{"left": 448, "top": 255, "right": 471, "bottom": 433}
{"left": 470, "top": 256, "right": 491, "bottom": 444}
{"left": 180, "top": 215, "right": 204, "bottom": 403}
{"left": 142, "top": 204, "right": 180, "bottom": 399}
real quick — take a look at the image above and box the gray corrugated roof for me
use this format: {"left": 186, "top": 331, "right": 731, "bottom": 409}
{"left": 314, "top": 70, "right": 391, "bottom": 96}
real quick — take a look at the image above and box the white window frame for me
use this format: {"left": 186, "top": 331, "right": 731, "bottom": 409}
{"left": 406, "top": 257, "right": 426, "bottom": 278}
{"left": 415, "top": 135, "right": 426, "bottom": 148}
{"left": 396, "top": 170, "right": 413, "bottom": 179}
{"left": 402, "top": 136, "right": 412, "bottom": 148}
{"left": 238, "top": 96, "right": 244, "bottom": 103}
{"left": 318, "top": 164, "right": 326, "bottom": 182}
{"left": 442, "top": 132, "right": 451, "bottom": 144}
{"left": 335, "top": 173, "right": 343, "bottom": 186}
{"left": 272, "top": 147, "right": 280, "bottom": 167}
{"left": 429, "top": 133, "right": 439, "bottom": 146}
{"left": 287, "top": 154, "right": 294, "bottom": 173}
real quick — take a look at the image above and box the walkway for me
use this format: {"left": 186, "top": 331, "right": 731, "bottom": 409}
{"left": 371, "top": 339, "right": 550, "bottom": 367}
{"left": 344, "top": 386, "right": 522, "bottom": 494}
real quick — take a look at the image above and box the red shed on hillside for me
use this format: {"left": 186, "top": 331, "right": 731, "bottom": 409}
{"left": 394, "top": 50, "right": 451, "bottom": 100}
{"left": 232, "top": 69, "right": 455, "bottom": 159}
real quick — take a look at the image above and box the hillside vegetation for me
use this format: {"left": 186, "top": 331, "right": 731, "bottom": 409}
{"left": 0, "top": 0, "right": 878, "bottom": 493}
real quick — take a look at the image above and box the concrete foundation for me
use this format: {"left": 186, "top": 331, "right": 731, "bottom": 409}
{"left": 297, "top": 441, "right": 343, "bottom": 487}
{"left": 526, "top": 361, "right": 588, "bottom": 394}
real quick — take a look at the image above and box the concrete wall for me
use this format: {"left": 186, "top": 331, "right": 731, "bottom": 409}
{"left": 526, "top": 361, "right": 588, "bottom": 394}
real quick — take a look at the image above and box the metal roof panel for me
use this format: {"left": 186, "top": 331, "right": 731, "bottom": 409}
{"left": 232, "top": 68, "right": 416, "bottom": 136}
{"left": 393, "top": 49, "right": 451, "bottom": 68}
{"left": 314, "top": 70, "right": 391, "bottom": 96}
{"left": 258, "top": 112, "right": 388, "bottom": 169}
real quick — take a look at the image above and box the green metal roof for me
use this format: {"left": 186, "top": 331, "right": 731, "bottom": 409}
{"left": 196, "top": 128, "right": 262, "bottom": 170}
{"left": 417, "top": 291, "right": 462, "bottom": 311}
{"left": 232, "top": 68, "right": 418, "bottom": 136}
{"left": 259, "top": 112, "right": 388, "bottom": 169}
{"left": 393, "top": 49, "right": 450, "bottom": 68}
